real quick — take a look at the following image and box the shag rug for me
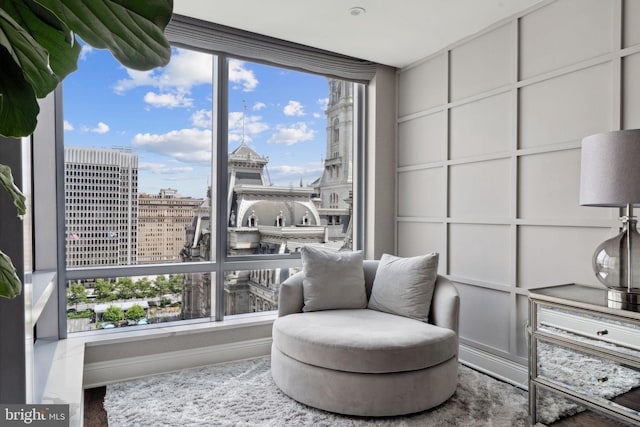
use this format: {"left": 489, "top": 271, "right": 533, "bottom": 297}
{"left": 104, "top": 357, "right": 529, "bottom": 427}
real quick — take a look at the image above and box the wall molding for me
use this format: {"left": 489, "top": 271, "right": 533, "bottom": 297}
{"left": 459, "top": 343, "right": 528, "bottom": 390}
{"left": 83, "top": 337, "right": 272, "bottom": 389}
{"left": 84, "top": 338, "right": 528, "bottom": 393}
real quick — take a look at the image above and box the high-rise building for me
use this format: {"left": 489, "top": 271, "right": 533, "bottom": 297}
{"left": 64, "top": 146, "right": 138, "bottom": 267}
{"left": 314, "top": 79, "right": 354, "bottom": 243}
{"left": 137, "top": 189, "right": 204, "bottom": 264}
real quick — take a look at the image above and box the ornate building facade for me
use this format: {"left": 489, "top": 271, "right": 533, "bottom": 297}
{"left": 314, "top": 79, "right": 354, "bottom": 245}
{"left": 181, "top": 78, "right": 354, "bottom": 317}
{"left": 137, "top": 188, "right": 204, "bottom": 264}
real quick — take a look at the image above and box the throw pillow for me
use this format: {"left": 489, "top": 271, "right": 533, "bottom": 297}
{"left": 301, "top": 245, "right": 367, "bottom": 312}
{"left": 368, "top": 252, "right": 439, "bottom": 321}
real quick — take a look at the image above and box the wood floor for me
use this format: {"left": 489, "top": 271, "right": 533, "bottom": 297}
{"left": 84, "top": 387, "right": 108, "bottom": 427}
{"left": 547, "top": 386, "right": 640, "bottom": 427}
{"left": 84, "top": 385, "right": 640, "bottom": 426}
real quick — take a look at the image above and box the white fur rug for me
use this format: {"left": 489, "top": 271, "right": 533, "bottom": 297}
{"left": 104, "top": 357, "right": 529, "bottom": 427}
{"left": 535, "top": 339, "right": 640, "bottom": 425}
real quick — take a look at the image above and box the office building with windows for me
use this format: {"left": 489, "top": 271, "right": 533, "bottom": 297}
{"left": 137, "top": 188, "right": 204, "bottom": 264}
{"left": 64, "top": 146, "right": 138, "bottom": 267}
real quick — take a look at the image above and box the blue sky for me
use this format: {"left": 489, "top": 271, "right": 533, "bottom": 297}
{"left": 63, "top": 46, "right": 331, "bottom": 198}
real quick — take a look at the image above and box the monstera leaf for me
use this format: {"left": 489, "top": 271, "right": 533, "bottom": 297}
{"left": 0, "top": 252, "right": 20, "bottom": 299}
{"left": 0, "top": 0, "right": 172, "bottom": 137}
{"left": 0, "top": 0, "right": 173, "bottom": 298}
{"left": 0, "top": 164, "right": 25, "bottom": 216}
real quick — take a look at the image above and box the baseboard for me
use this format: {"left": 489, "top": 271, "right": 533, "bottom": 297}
{"left": 84, "top": 339, "right": 527, "bottom": 392}
{"left": 459, "top": 343, "right": 528, "bottom": 390}
{"left": 83, "top": 337, "right": 273, "bottom": 389}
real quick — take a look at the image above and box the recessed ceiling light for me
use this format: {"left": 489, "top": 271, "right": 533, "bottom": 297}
{"left": 348, "top": 7, "right": 366, "bottom": 16}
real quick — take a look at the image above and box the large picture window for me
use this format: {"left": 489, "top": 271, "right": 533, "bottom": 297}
{"left": 62, "top": 29, "right": 363, "bottom": 333}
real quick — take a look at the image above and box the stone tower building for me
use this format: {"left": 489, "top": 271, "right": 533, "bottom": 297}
{"left": 315, "top": 79, "right": 354, "bottom": 243}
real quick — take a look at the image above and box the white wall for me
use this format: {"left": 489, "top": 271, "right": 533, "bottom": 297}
{"left": 395, "top": 0, "right": 640, "bottom": 384}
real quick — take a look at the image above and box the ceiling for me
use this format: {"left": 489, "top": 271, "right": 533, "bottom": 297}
{"left": 173, "top": 0, "right": 544, "bottom": 69}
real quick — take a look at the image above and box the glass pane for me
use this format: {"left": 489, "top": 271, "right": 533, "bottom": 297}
{"left": 536, "top": 340, "right": 640, "bottom": 422}
{"left": 226, "top": 59, "right": 355, "bottom": 256}
{"left": 224, "top": 267, "right": 301, "bottom": 315}
{"left": 66, "top": 272, "right": 214, "bottom": 333}
{"left": 63, "top": 45, "right": 215, "bottom": 267}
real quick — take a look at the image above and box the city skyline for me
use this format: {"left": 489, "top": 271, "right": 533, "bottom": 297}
{"left": 63, "top": 44, "right": 332, "bottom": 199}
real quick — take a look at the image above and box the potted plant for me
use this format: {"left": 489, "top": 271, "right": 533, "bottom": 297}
{"left": 0, "top": 0, "right": 174, "bottom": 299}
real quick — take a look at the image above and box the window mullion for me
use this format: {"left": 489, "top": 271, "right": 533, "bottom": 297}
{"left": 214, "top": 55, "right": 228, "bottom": 321}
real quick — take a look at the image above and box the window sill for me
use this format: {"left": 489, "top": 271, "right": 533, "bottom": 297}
{"left": 38, "top": 312, "right": 277, "bottom": 427}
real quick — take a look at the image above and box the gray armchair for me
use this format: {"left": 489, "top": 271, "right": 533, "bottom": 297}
{"left": 271, "top": 260, "right": 460, "bottom": 416}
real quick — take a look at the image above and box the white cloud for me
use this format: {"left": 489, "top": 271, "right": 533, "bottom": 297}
{"left": 318, "top": 97, "right": 329, "bottom": 110}
{"left": 252, "top": 102, "right": 266, "bottom": 111}
{"left": 268, "top": 162, "right": 324, "bottom": 186}
{"left": 313, "top": 113, "right": 322, "bottom": 118}
{"left": 191, "top": 109, "right": 212, "bottom": 128}
{"left": 269, "top": 164, "right": 322, "bottom": 177}
{"left": 79, "top": 44, "right": 94, "bottom": 61}
{"left": 113, "top": 48, "right": 213, "bottom": 109}
{"left": 113, "top": 69, "right": 156, "bottom": 94}
{"left": 229, "top": 59, "right": 258, "bottom": 92}
{"left": 228, "top": 133, "right": 246, "bottom": 144}
{"left": 284, "top": 100, "right": 305, "bottom": 117}
{"left": 132, "top": 128, "right": 213, "bottom": 163}
{"left": 64, "top": 120, "right": 74, "bottom": 131}
{"left": 114, "top": 48, "right": 212, "bottom": 94}
{"left": 267, "top": 123, "right": 315, "bottom": 145}
{"left": 95, "top": 122, "right": 110, "bottom": 134}
{"left": 139, "top": 162, "right": 194, "bottom": 174}
{"left": 228, "top": 112, "right": 269, "bottom": 141}
{"left": 144, "top": 91, "right": 193, "bottom": 109}
{"left": 83, "top": 122, "right": 109, "bottom": 134}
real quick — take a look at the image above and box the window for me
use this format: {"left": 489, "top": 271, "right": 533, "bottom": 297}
{"left": 60, "top": 20, "right": 365, "bottom": 334}
{"left": 332, "top": 118, "right": 340, "bottom": 158}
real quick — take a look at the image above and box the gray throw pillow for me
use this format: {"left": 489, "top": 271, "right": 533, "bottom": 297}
{"left": 368, "top": 252, "right": 439, "bottom": 321}
{"left": 301, "top": 246, "right": 367, "bottom": 312}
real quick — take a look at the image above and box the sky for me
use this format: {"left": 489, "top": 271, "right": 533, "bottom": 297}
{"left": 63, "top": 45, "right": 333, "bottom": 199}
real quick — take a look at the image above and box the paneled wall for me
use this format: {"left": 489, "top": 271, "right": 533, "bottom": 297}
{"left": 395, "top": 0, "right": 640, "bottom": 384}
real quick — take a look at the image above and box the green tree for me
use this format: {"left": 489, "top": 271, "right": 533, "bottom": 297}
{"left": 0, "top": 0, "right": 174, "bottom": 299}
{"left": 125, "top": 304, "right": 146, "bottom": 322}
{"left": 153, "top": 275, "right": 170, "bottom": 296}
{"left": 67, "top": 283, "right": 87, "bottom": 309}
{"left": 102, "top": 305, "right": 123, "bottom": 323}
{"left": 134, "top": 277, "right": 152, "bottom": 299}
{"left": 115, "top": 278, "right": 136, "bottom": 300}
{"left": 169, "top": 274, "right": 184, "bottom": 294}
{"left": 93, "top": 279, "right": 114, "bottom": 303}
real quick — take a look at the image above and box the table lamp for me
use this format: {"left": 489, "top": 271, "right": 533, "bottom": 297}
{"left": 580, "top": 129, "right": 640, "bottom": 311}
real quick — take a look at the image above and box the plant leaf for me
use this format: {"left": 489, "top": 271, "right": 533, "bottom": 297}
{"left": 34, "top": 0, "right": 172, "bottom": 71}
{"left": 5, "top": 0, "right": 80, "bottom": 82}
{"left": 0, "top": 46, "right": 39, "bottom": 137}
{"left": 0, "top": 250, "right": 21, "bottom": 299}
{"left": 0, "top": 4, "right": 59, "bottom": 97}
{"left": 0, "top": 164, "right": 26, "bottom": 216}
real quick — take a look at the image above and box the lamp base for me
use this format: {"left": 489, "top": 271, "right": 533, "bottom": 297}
{"left": 607, "top": 287, "right": 640, "bottom": 312}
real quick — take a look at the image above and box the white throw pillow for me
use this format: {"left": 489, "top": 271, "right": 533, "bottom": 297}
{"left": 301, "top": 246, "right": 367, "bottom": 312}
{"left": 368, "top": 252, "right": 439, "bottom": 321}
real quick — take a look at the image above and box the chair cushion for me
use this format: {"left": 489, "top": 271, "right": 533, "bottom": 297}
{"left": 272, "top": 309, "right": 457, "bottom": 374}
{"left": 368, "top": 252, "right": 439, "bottom": 321}
{"left": 300, "top": 246, "right": 367, "bottom": 312}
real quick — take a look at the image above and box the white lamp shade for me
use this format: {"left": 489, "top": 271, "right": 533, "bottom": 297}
{"left": 580, "top": 129, "right": 640, "bottom": 207}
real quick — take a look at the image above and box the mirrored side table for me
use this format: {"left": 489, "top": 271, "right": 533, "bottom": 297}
{"left": 529, "top": 284, "right": 640, "bottom": 426}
